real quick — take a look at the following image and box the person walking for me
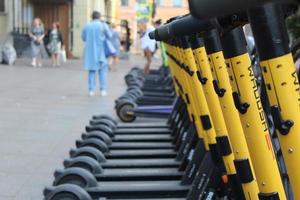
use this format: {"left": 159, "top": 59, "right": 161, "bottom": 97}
{"left": 139, "top": 21, "right": 156, "bottom": 74}
{"left": 81, "top": 11, "right": 112, "bottom": 97}
{"left": 109, "top": 23, "right": 120, "bottom": 72}
{"left": 48, "top": 22, "right": 64, "bottom": 67}
{"left": 154, "top": 19, "right": 168, "bottom": 75}
{"left": 29, "top": 18, "right": 46, "bottom": 67}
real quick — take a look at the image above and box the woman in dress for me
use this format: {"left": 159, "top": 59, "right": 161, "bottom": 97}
{"left": 139, "top": 21, "right": 156, "bottom": 74}
{"left": 48, "top": 22, "right": 64, "bottom": 67}
{"left": 29, "top": 18, "right": 46, "bottom": 67}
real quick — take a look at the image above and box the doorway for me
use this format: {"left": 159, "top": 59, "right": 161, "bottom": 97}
{"left": 33, "top": 2, "right": 70, "bottom": 56}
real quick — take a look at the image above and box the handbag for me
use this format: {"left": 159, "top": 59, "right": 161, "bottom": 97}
{"left": 104, "top": 39, "right": 117, "bottom": 57}
{"left": 60, "top": 47, "right": 67, "bottom": 63}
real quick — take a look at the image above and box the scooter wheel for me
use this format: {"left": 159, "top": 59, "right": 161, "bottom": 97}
{"left": 85, "top": 125, "right": 114, "bottom": 137}
{"left": 82, "top": 131, "right": 112, "bottom": 145}
{"left": 44, "top": 184, "right": 92, "bottom": 200}
{"left": 63, "top": 156, "right": 104, "bottom": 175}
{"left": 91, "top": 114, "right": 117, "bottom": 125}
{"left": 129, "top": 88, "right": 143, "bottom": 97}
{"left": 115, "top": 97, "right": 132, "bottom": 110}
{"left": 127, "top": 91, "right": 141, "bottom": 99}
{"left": 127, "top": 85, "right": 140, "bottom": 92}
{"left": 76, "top": 139, "right": 109, "bottom": 153}
{"left": 128, "top": 81, "right": 143, "bottom": 88}
{"left": 125, "top": 91, "right": 139, "bottom": 99}
{"left": 115, "top": 95, "right": 135, "bottom": 106}
{"left": 69, "top": 147, "right": 106, "bottom": 163}
{"left": 116, "top": 100, "right": 137, "bottom": 122}
{"left": 53, "top": 168, "right": 98, "bottom": 189}
{"left": 89, "top": 118, "right": 116, "bottom": 130}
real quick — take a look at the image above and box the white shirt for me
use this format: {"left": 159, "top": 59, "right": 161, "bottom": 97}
{"left": 141, "top": 26, "right": 156, "bottom": 52}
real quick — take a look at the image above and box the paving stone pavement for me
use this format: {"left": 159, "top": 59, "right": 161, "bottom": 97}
{"left": 0, "top": 55, "right": 161, "bottom": 200}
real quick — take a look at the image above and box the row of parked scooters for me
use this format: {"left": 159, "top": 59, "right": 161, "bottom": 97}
{"left": 115, "top": 67, "right": 175, "bottom": 122}
{"left": 44, "top": 67, "right": 213, "bottom": 199}
{"left": 44, "top": 0, "right": 300, "bottom": 199}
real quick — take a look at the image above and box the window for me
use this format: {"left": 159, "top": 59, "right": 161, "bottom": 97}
{"left": 121, "top": 0, "right": 129, "bottom": 6}
{"left": 173, "top": 0, "right": 182, "bottom": 7}
{"left": 156, "top": 0, "right": 164, "bottom": 6}
{"left": 0, "top": 0, "right": 5, "bottom": 12}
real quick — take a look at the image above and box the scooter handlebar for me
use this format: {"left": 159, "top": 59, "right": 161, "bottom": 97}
{"left": 189, "top": 0, "right": 297, "bottom": 20}
{"left": 149, "top": 15, "right": 215, "bottom": 41}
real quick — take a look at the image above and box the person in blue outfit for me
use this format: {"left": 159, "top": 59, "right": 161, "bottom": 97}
{"left": 81, "top": 11, "right": 112, "bottom": 97}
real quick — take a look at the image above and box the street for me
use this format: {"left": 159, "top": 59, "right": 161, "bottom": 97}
{"left": 0, "top": 55, "right": 159, "bottom": 200}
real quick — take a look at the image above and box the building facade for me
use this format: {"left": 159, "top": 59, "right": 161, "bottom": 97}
{"left": 0, "top": 0, "right": 187, "bottom": 58}
{"left": 0, "top": 0, "right": 111, "bottom": 58}
{"left": 73, "top": 0, "right": 111, "bottom": 57}
{"left": 118, "top": 0, "right": 189, "bottom": 51}
{"left": 0, "top": 0, "right": 13, "bottom": 44}
{"left": 155, "top": 0, "right": 189, "bottom": 22}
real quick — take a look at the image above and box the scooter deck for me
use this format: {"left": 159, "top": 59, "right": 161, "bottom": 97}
{"left": 97, "top": 168, "right": 183, "bottom": 181}
{"left": 110, "top": 142, "right": 174, "bottom": 149}
{"left": 141, "top": 88, "right": 173, "bottom": 93}
{"left": 114, "top": 128, "right": 171, "bottom": 135}
{"left": 105, "top": 149, "right": 177, "bottom": 159}
{"left": 112, "top": 134, "right": 173, "bottom": 142}
{"left": 117, "top": 123, "right": 170, "bottom": 129}
{"left": 143, "top": 92, "right": 175, "bottom": 97}
{"left": 137, "top": 99, "right": 174, "bottom": 106}
{"left": 88, "top": 180, "right": 189, "bottom": 199}
{"left": 112, "top": 199, "right": 185, "bottom": 200}
{"left": 102, "top": 158, "right": 180, "bottom": 169}
{"left": 111, "top": 197, "right": 186, "bottom": 200}
{"left": 94, "top": 152, "right": 214, "bottom": 199}
{"left": 134, "top": 112, "right": 171, "bottom": 119}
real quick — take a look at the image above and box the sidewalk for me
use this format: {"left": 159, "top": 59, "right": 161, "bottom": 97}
{"left": 0, "top": 55, "right": 160, "bottom": 200}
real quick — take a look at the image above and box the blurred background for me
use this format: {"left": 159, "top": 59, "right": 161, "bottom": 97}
{"left": 0, "top": 0, "right": 189, "bottom": 59}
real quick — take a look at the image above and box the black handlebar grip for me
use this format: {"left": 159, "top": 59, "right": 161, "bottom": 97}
{"left": 149, "top": 31, "right": 155, "bottom": 40}
{"left": 156, "top": 24, "right": 172, "bottom": 41}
